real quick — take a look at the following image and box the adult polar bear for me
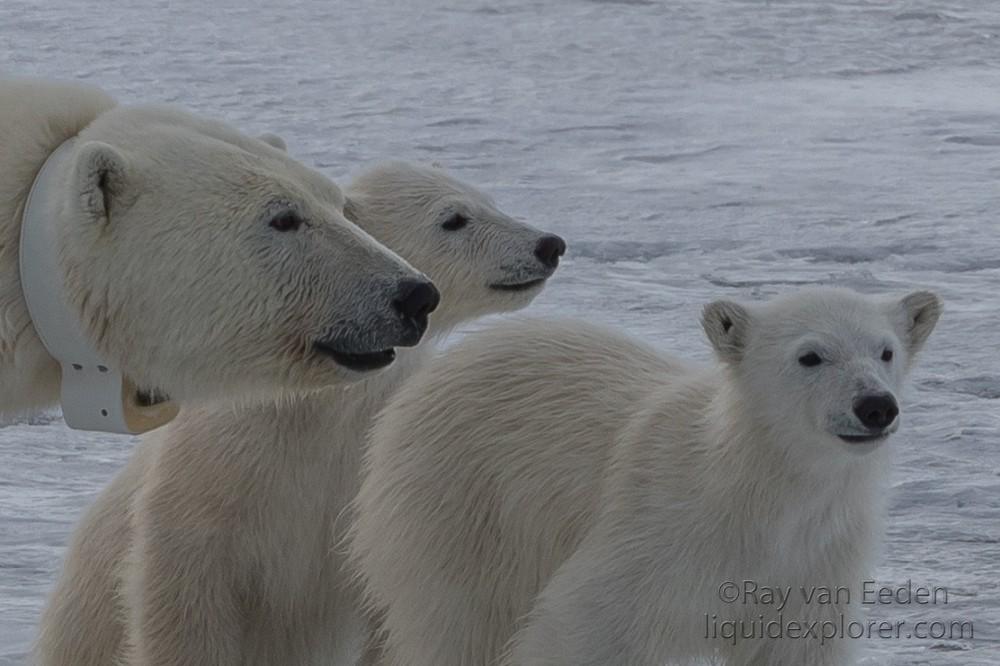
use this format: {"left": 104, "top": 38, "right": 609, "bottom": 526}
{"left": 35, "top": 161, "right": 566, "bottom": 666}
{"left": 0, "top": 78, "right": 434, "bottom": 416}
{"left": 351, "top": 287, "right": 941, "bottom": 666}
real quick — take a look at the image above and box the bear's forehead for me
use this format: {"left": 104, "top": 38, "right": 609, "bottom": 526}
{"left": 353, "top": 163, "right": 492, "bottom": 206}
{"left": 125, "top": 136, "right": 340, "bottom": 208}
{"left": 754, "top": 295, "right": 897, "bottom": 348}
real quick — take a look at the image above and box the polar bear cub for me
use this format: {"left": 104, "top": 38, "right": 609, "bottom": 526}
{"left": 35, "top": 162, "right": 565, "bottom": 666}
{"left": 0, "top": 79, "right": 430, "bottom": 416}
{"left": 350, "top": 287, "right": 941, "bottom": 666}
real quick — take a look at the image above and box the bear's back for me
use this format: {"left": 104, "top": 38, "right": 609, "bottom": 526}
{"left": 361, "top": 317, "right": 692, "bottom": 600}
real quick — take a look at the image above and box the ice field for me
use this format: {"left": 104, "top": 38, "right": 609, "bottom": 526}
{"left": 1, "top": 0, "right": 998, "bottom": 663}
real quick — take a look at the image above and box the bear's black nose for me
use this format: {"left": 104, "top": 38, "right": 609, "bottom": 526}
{"left": 534, "top": 234, "right": 567, "bottom": 269}
{"left": 393, "top": 279, "right": 440, "bottom": 321}
{"left": 853, "top": 393, "right": 899, "bottom": 430}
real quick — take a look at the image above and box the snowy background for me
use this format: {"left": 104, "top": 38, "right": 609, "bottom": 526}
{"left": 1, "top": 0, "right": 998, "bottom": 663}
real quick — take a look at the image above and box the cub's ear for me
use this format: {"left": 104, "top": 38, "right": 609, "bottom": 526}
{"left": 895, "top": 291, "right": 942, "bottom": 356}
{"left": 701, "top": 300, "right": 752, "bottom": 364}
{"left": 73, "top": 141, "right": 131, "bottom": 225}
{"left": 258, "top": 132, "right": 287, "bottom": 152}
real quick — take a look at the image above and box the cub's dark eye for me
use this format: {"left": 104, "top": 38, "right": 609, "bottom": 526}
{"left": 442, "top": 213, "right": 468, "bottom": 231}
{"left": 798, "top": 352, "right": 822, "bottom": 367}
{"left": 269, "top": 211, "right": 302, "bottom": 232}
{"left": 881, "top": 348, "right": 893, "bottom": 362}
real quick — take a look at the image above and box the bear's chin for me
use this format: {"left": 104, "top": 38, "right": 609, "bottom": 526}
{"left": 834, "top": 432, "right": 890, "bottom": 455}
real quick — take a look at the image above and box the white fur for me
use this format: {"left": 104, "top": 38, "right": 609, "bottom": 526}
{"left": 0, "top": 78, "right": 424, "bottom": 416}
{"left": 35, "top": 163, "right": 563, "bottom": 666}
{"left": 349, "top": 287, "right": 941, "bottom": 666}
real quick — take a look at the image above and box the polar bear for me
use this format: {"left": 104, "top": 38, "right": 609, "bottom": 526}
{"left": 0, "top": 78, "right": 433, "bottom": 417}
{"left": 34, "top": 161, "right": 566, "bottom": 666}
{"left": 349, "top": 287, "right": 941, "bottom": 666}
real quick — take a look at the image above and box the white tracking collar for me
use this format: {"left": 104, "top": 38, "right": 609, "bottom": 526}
{"left": 19, "top": 138, "right": 177, "bottom": 434}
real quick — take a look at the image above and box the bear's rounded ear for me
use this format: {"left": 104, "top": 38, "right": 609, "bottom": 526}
{"left": 895, "top": 291, "right": 942, "bottom": 356}
{"left": 701, "top": 300, "right": 752, "bottom": 364}
{"left": 258, "top": 132, "right": 287, "bottom": 152}
{"left": 73, "top": 141, "right": 131, "bottom": 225}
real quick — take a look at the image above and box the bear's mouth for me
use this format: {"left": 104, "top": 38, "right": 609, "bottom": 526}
{"left": 489, "top": 278, "right": 548, "bottom": 292}
{"left": 838, "top": 433, "right": 889, "bottom": 444}
{"left": 135, "top": 388, "right": 171, "bottom": 408}
{"left": 313, "top": 342, "right": 396, "bottom": 372}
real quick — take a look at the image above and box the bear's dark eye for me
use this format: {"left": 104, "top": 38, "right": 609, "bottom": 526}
{"left": 442, "top": 213, "right": 468, "bottom": 231}
{"left": 881, "top": 348, "right": 893, "bottom": 362}
{"left": 798, "top": 352, "right": 822, "bottom": 367}
{"left": 269, "top": 211, "right": 302, "bottom": 232}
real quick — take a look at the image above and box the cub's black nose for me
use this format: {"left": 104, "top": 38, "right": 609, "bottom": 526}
{"left": 853, "top": 394, "right": 899, "bottom": 430}
{"left": 534, "top": 234, "right": 567, "bottom": 269}
{"left": 393, "top": 279, "right": 440, "bottom": 321}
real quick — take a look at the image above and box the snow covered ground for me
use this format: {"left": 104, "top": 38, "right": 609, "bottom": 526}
{"left": 1, "top": 0, "right": 998, "bottom": 663}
